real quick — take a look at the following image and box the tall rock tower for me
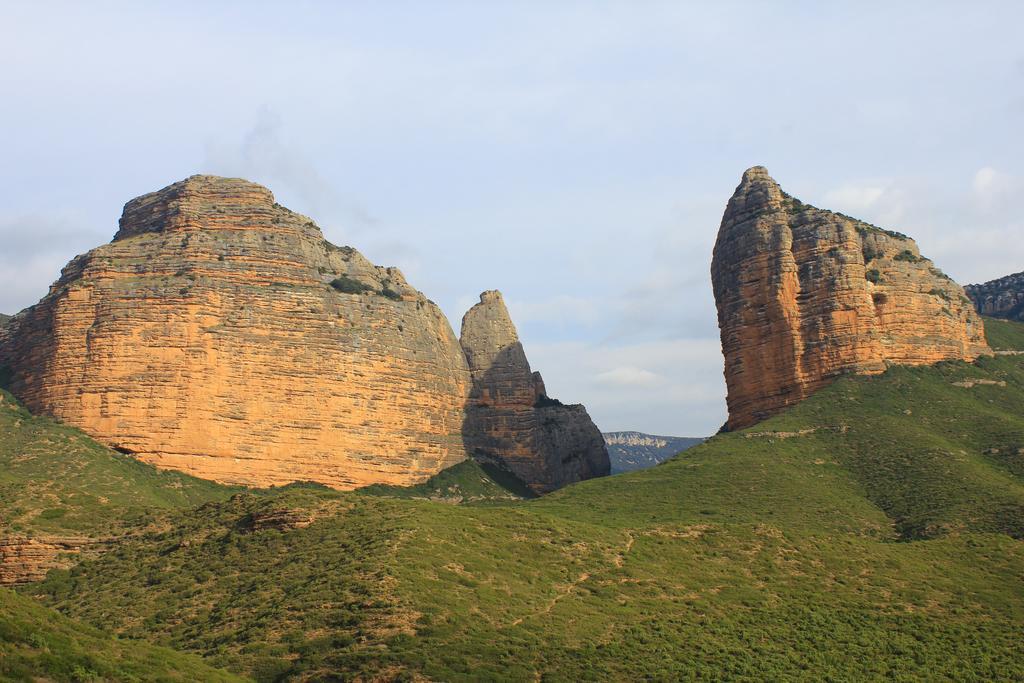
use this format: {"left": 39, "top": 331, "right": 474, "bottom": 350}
{"left": 460, "top": 291, "right": 610, "bottom": 493}
{"left": 711, "top": 167, "right": 990, "bottom": 430}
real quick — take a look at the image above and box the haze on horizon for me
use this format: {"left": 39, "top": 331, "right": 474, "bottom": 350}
{"left": 2, "top": 1, "right": 1022, "bottom": 437}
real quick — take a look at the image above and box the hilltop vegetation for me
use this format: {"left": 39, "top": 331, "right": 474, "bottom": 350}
{"left": 0, "top": 587, "right": 244, "bottom": 682}
{"left": 362, "top": 458, "right": 535, "bottom": 502}
{"left": 19, "top": 319, "right": 1024, "bottom": 681}
{"left": 0, "top": 389, "right": 235, "bottom": 539}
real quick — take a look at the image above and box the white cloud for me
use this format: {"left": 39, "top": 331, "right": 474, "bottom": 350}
{"left": 823, "top": 184, "right": 886, "bottom": 212}
{"left": 0, "top": 214, "right": 106, "bottom": 314}
{"left": 526, "top": 338, "right": 725, "bottom": 436}
{"left": 971, "top": 166, "right": 1020, "bottom": 211}
{"left": 595, "top": 366, "right": 662, "bottom": 388}
{"left": 507, "top": 295, "right": 603, "bottom": 327}
{"left": 203, "top": 109, "right": 379, "bottom": 234}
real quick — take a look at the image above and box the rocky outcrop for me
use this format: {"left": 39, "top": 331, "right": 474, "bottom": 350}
{"left": 459, "top": 291, "right": 610, "bottom": 493}
{"left": 966, "top": 272, "right": 1024, "bottom": 321}
{"left": 0, "top": 175, "right": 472, "bottom": 489}
{"left": 712, "top": 167, "right": 990, "bottom": 431}
{"left": 0, "top": 535, "right": 99, "bottom": 585}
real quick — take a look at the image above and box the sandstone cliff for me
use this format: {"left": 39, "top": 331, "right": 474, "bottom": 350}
{"left": 966, "top": 271, "right": 1024, "bottom": 321}
{"left": 0, "top": 175, "right": 472, "bottom": 489}
{"left": 460, "top": 291, "right": 610, "bottom": 493}
{"left": 711, "top": 167, "right": 990, "bottom": 431}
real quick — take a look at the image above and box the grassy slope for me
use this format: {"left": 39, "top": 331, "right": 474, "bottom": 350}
{"left": 361, "top": 457, "right": 534, "bottom": 501}
{"left": 21, "top": 320, "right": 1024, "bottom": 681}
{"left": 0, "top": 389, "right": 236, "bottom": 538}
{"left": 0, "top": 587, "right": 245, "bottom": 682}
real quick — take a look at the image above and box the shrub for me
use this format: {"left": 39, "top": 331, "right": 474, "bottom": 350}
{"left": 329, "top": 276, "right": 371, "bottom": 295}
{"left": 865, "top": 269, "right": 882, "bottom": 284}
{"left": 894, "top": 250, "right": 920, "bottom": 263}
{"left": 380, "top": 287, "right": 402, "bottom": 301}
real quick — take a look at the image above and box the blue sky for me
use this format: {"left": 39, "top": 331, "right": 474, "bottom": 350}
{"left": 2, "top": 1, "right": 1022, "bottom": 436}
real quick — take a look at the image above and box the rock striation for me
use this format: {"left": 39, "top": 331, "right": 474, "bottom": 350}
{"left": 966, "top": 271, "right": 1024, "bottom": 322}
{"left": 0, "top": 175, "right": 610, "bottom": 493}
{"left": 0, "top": 535, "right": 99, "bottom": 585}
{"left": 460, "top": 291, "right": 610, "bottom": 493}
{"left": 0, "top": 175, "right": 472, "bottom": 489}
{"left": 712, "top": 167, "right": 990, "bottom": 431}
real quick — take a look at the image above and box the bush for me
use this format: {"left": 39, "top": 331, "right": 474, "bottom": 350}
{"left": 865, "top": 269, "right": 882, "bottom": 284}
{"left": 894, "top": 250, "right": 920, "bottom": 263}
{"left": 330, "top": 276, "right": 371, "bottom": 295}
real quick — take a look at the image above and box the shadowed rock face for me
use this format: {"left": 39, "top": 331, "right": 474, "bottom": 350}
{"left": 966, "top": 272, "right": 1024, "bottom": 321}
{"left": 0, "top": 175, "right": 472, "bottom": 489}
{"left": 712, "top": 167, "right": 990, "bottom": 431}
{"left": 460, "top": 291, "right": 610, "bottom": 493}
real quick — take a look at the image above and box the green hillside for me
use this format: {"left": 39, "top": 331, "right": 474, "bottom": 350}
{"left": 362, "top": 457, "right": 535, "bottom": 502}
{"left": 0, "top": 389, "right": 236, "bottom": 539}
{"left": 22, "top": 319, "right": 1024, "bottom": 681}
{"left": 0, "top": 587, "right": 246, "bottom": 682}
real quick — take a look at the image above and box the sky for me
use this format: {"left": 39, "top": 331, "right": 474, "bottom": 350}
{"left": 2, "top": 2, "right": 1022, "bottom": 437}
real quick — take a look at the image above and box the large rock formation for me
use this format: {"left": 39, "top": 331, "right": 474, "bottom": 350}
{"left": 0, "top": 175, "right": 610, "bottom": 493}
{"left": 460, "top": 291, "right": 610, "bottom": 493}
{"left": 966, "top": 271, "right": 1024, "bottom": 321}
{"left": 712, "top": 167, "right": 990, "bottom": 431}
{"left": 0, "top": 175, "right": 471, "bottom": 489}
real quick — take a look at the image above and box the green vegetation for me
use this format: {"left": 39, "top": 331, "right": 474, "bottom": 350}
{"left": 0, "top": 588, "right": 245, "bottom": 682}
{"left": 380, "top": 286, "right": 403, "bottom": 301}
{"left": 363, "top": 458, "right": 535, "bottom": 502}
{"left": 14, "top": 320, "right": 1024, "bottom": 680}
{"left": 0, "top": 389, "right": 235, "bottom": 538}
{"left": 894, "top": 249, "right": 922, "bottom": 263}
{"left": 865, "top": 268, "right": 881, "bottom": 283}
{"left": 855, "top": 223, "right": 911, "bottom": 241}
{"left": 329, "top": 274, "right": 372, "bottom": 295}
{"left": 983, "top": 316, "right": 1024, "bottom": 351}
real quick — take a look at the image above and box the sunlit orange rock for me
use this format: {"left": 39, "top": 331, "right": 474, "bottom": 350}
{"left": 0, "top": 176, "right": 471, "bottom": 488}
{"left": 711, "top": 167, "right": 990, "bottom": 431}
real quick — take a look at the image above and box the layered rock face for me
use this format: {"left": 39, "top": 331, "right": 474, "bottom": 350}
{"left": 0, "top": 176, "right": 471, "bottom": 488}
{"left": 712, "top": 167, "right": 990, "bottom": 431}
{"left": 0, "top": 536, "right": 98, "bottom": 586}
{"left": 460, "top": 291, "right": 610, "bottom": 493}
{"left": 966, "top": 272, "right": 1024, "bottom": 321}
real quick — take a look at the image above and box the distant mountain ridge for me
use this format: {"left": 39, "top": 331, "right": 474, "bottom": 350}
{"left": 966, "top": 271, "right": 1024, "bottom": 321}
{"left": 602, "top": 431, "right": 704, "bottom": 473}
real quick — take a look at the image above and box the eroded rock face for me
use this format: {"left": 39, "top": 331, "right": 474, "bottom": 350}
{"left": 712, "top": 167, "right": 990, "bottom": 431}
{"left": 0, "top": 175, "right": 471, "bottom": 489}
{"left": 966, "top": 272, "right": 1024, "bottom": 321}
{"left": 459, "top": 291, "right": 610, "bottom": 493}
{"left": 0, "top": 536, "right": 98, "bottom": 585}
